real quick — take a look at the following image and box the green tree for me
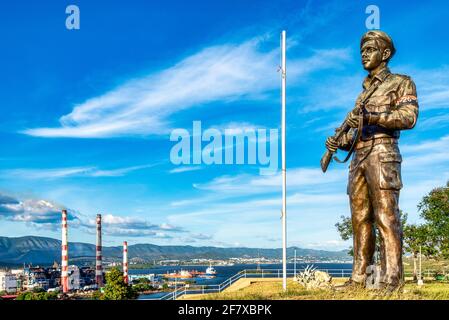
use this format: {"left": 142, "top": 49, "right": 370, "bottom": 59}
{"left": 16, "top": 292, "right": 33, "bottom": 300}
{"left": 16, "top": 291, "right": 57, "bottom": 300}
{"left": 335, "top": 211, "right": 408, "bottom": 257}
{"left": 335, "top": 215, "right": 353, "bottom": 256}
{"left": 403, "top": 224, "right": 433, "bottom": 280}
{"left": 417, "top": 181, "right": 449, "bottom": 258}
{"left": 103, "top": 267, "right": 138, "bottom": 300}
{"left": 133, "top": 283, "right": 152, "bottom": 292}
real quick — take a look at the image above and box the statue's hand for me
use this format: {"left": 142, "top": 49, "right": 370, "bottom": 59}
{"left": 325, "top": 136, "right": 339, "bottom": 153}
{"left": 346, "top": 111, "right": 360, "bottom": 128}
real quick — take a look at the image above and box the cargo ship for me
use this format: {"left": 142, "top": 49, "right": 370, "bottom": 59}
{"left": 163, "top": 270, "right": 194, "bottom": 279}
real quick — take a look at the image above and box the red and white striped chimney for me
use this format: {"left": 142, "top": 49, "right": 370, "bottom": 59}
{"left": 123, "top": 241, "right": 128, "bottom": 284}
{"left": 95, "top": 214, "right": 103, "bottom": 287}
{"left": 61, "top": 209, "right": 69, "bottom": 293}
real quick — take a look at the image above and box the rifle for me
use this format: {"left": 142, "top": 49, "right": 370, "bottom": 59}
{"left": 320, "top": 72, "right": 390, "bottom": 173}
{"left": 320, "top": 121, "right": 351, "bottom": 173}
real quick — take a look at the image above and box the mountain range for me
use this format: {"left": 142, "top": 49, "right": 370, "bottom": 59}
{"left": 0, "top": 235, "right": 350, "bottom": 266}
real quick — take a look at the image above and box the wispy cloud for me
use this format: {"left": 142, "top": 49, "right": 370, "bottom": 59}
{"left": 0, "top": 164, "right": 155, "bottom": 180}
{"left": 299, "top": 64, "right": 449, "bottom": 115}
{"left": 22, "top": 36, "right": 351, "bottom": 139}
{"left": 303, "top": 239, "right": 348, "bottom": 250}
{"left": 398, "top": 65, "right": 449, "bottom": 111}
{"left": 297, "top": 74, "right": 361, "bottom": 113}
{"left": 193, "top": 167, "right": 346, "bottom": 195}
{"left": 169, "top": 166, "right": 202, "bottom": 174}
{"left": 418, "top": 113, "right": 449, "bottom": 129}
{"left": 401, "top": 134, "right": 449, "bottom": 170}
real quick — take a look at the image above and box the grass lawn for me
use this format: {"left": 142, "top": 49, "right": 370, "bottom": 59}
{"left": 193, "top": 278, "right": 449, "bottom": 300}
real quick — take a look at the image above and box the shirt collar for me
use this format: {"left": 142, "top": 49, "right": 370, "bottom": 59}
{"left": 363, "top": 67, "right": 391, "bottom": 89}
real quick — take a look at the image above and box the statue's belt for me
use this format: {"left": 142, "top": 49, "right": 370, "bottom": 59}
{"left": 355, "top": 137, "right": 398, "bottom": 150}
{"left": 361, "top": 125, "right": 399, "bottom": 139}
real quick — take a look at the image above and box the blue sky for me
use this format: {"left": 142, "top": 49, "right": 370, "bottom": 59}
{"left": 0, "top": 0, "right": 448, "bottom": 250}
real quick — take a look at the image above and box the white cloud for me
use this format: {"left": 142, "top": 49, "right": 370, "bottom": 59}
{"left": 401, "top": 135, "right": 449, "bottom": 153}
{"left": 80, "top": 213, "right": 186, "bottom": 238}
{"left": 0, "top": 164, "right": 155, "bottom": 180}
{"left": 88, "top": 164, "right": 156, "bottom": 177}
{"left": 418, "top": 113, "right": 449, "bottom": 129}
{"left": 194, "top": 167, "right": 346, "bottom": 194}
{"left": 298, "top": 74, "right": 361, "bottom": 113}
{"left": 298, "top": 64, "right": 449, "bottom": 115}
{"left": 397, "top": 65, "right": 449, "bottom": 110}
{"left": 169, "top": 166, "right": 202, "bottom": 174}
{"left": 0, "top": 193, "right": 79, "bottom": 229}
{"left": 304, "top": 239, "right": 348, "bottom": 250}
{"left": 401, "top": 135, "right": 449, "bottom": 169}
{"left": 22, "top": 36, "right": 351, "bottom": 138}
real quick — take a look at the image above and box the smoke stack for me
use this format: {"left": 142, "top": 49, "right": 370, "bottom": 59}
{"left": 123, "top": 241, "right": 128, "bottom": 284}
{"left": 95, "top": 214, "right": 103, "bottom": 287}
{"left": 61, "top": 209, "right": 69, "bottom": 293}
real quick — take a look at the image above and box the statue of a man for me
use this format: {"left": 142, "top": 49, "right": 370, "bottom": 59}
{"left": 325, "top": 30, "right": 419, "bottom": 290}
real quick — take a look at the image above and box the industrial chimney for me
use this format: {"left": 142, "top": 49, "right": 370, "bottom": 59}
{"left": 123, "top": 241, "right": 128, "bottom": 284}
{"left": 61, "top": 209, "right": 69, "bottom": 293}
{"left": 95, "top": 214, "right": 103, "bottom": 287}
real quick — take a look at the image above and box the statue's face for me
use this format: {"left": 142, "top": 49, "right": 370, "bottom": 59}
{"left": 361, "top": 40, "right": 383, "bottom": 71}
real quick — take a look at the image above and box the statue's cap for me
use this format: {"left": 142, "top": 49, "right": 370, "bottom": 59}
{"left": 361, "top": 30, "right": 396, "bottom": 57}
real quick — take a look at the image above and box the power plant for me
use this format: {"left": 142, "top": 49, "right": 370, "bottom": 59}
{"left": 61, "top": 209, "right": 69, "bottom": 293}
{"left": 95, "top": 214, "right": 103, "bottom": 287}
{"left": 59, "top": 210, "right": 129, "bottom": 293}
{"left": 123, "top": 241, "right": 129, "bottom": 284}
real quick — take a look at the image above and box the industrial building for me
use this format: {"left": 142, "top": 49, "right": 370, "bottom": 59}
{"left": 0, "top": 271, "right": 18, "bottom": 293}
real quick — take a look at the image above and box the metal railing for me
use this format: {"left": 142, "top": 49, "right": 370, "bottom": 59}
{"left": 148, "top": 267, "right": 353, "bottom": 300}
{"left": 403, "top": 269, "right": 440, "bottom": 278}
{"left": 144, "top": 267, "right": 444, "bottom": 300}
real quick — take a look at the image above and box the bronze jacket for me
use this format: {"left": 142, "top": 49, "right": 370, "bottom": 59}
{"left": 340, "top": 67, "right": 419, "bottom": 150}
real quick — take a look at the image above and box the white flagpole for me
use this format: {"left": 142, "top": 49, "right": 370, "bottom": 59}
{"left": 281, "top": 30, "right": 287, "bottom": 291}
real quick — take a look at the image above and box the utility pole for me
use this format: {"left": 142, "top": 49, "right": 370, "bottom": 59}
{"left": 418, "top": 245, "right": 423, "bottom": 286}
{"left": 281, "top": 30, "right": 287, "bottom": 292}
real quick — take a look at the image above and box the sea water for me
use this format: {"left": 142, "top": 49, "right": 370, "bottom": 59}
{"left": 136, "top": 262, "right": 352, "bottom": 299}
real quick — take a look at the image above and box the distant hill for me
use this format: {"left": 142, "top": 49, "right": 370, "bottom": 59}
{"left": 0, "top": 235, "right": 350, "bottom": 265}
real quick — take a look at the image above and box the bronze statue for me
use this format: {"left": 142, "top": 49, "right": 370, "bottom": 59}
{"left": 323, "top": 30, "right": 419, "bottom": 290}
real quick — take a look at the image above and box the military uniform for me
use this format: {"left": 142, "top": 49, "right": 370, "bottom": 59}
{"left": 339, "top": 67, "right": 418, "bottom": 286}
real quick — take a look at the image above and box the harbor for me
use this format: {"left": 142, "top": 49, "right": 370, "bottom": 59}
{"left": 0, "top": 261, "right": 353, "bottom": 300}
{"left": 134, "top": 263, "right": 353, "bottom": 299}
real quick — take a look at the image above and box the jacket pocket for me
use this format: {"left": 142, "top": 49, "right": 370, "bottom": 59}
{"left": 378, "top": 152, "right": 402, "bottom": 190}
